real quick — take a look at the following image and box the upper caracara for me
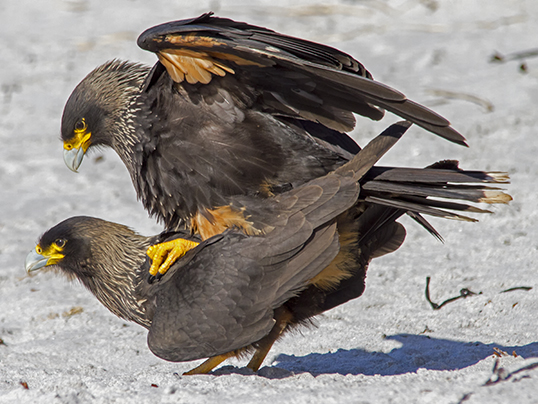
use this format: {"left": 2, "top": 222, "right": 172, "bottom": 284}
{"left": 61, "top": 13, "right": 470, "bottom": 250}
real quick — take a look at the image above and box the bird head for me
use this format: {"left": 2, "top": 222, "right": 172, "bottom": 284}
{"left": 61, "top": 60, "right": 149, "bottom": 172}
{"left": 26, "top": 216, "right": 151, "bottom": 326}
{"left": 26, "top": 216, "right": 92, "bottom": 277}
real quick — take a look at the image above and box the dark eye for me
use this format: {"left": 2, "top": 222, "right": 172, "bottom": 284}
{"left": 55, "top": 239, "right": 66, "bottom": 248}
{"left": 74, "top": 119, "right": 86, "bottom": 132}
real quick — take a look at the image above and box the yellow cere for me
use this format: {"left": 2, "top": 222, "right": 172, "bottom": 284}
{"left": 37, "top": 241, "right": 66, "bottom": 266}
{"left": 64, "top": 118, "right": 92, "bottom": 152}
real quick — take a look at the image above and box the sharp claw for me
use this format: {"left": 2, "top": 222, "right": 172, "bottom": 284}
{"left": 147, "top": 271, "right": 164, "bottom": 284}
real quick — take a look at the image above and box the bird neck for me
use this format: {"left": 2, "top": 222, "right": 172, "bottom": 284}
{"left": 80, "top": 235, "right": 152, "bottom": 329}
{"left": 94, "top": 62, "right": 150, "bottom": 177}
{"left": 111, "top": 98, "right": 146, "bottom": 166}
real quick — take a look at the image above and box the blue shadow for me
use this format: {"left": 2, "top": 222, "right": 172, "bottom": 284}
{"left": 273, "top": 334, "right": 538, "bottom": 376}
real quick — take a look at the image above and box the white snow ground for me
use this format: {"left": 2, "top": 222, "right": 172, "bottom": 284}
{"left": 1, "top": 0, "right": 537, "bottom": 403}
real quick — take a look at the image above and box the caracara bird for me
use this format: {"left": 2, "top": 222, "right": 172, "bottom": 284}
{"left": 29, "top": 124, "right": 510, "bottom": 373}
{"left": 61, "top": 13, "right": 473, "bottom": 276}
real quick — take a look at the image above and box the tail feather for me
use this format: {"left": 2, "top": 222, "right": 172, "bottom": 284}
{"left": 365, "top": 195, "right": 481, "bottom": 222}
{"left": 360, "top": 160, "right": 511, "bottom": 230}
{"left": 362, "top": 181, "right": 510, "bottom": 204}
{"left": 396, "top": 195, "right": 492, "bottom": 214}
{"left": 366, "top": 166, "right": 510, "bottom": 184}
{"left": 406, "top": 212, "right": 444, "bottom": 241}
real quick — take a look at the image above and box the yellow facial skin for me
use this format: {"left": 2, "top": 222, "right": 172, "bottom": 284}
{"left": 63, "top": 118, "right": 92, "bottom": 172}
{"left": 25, "top": 240, "right": 66, "bottom": 272}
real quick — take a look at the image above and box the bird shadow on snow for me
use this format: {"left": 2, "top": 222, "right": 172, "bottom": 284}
{"left": 268, "top": 334, "right": 538, "bottom": 377}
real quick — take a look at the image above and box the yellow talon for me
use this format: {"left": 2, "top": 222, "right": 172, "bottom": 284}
{"left": 147, "top": 238, "right": 200, "bottom": 277}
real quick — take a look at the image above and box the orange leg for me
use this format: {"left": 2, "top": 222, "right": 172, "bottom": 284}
{"left": 247, "top": 307, "right": 293, "bottom": 372}
{"left": 183, "top": 351, "right": 238, "bottom": 375}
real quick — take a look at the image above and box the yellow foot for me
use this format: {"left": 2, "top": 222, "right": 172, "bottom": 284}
{"left": 146, "top": 238, "right": 200, "bottom": 280}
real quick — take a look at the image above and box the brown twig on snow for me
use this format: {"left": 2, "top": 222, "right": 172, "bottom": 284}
{"left": 500, "top": 286, "right": 533, "bottom": 293}
{"left": 490, "top": 48, "right": 538, "bottom": 63}
{"left": 493, "top": 347, "right": 509, "bottom": 357}
{"left": 456, "top": 392, "right": 473, "bottom": 404}
{"left": 484, "top": 359, "right": 538, "bottom": 386}
{"left": 425, "top": 278, "right": 532, "bottom": 310}
{"left": 425, "top": 277, "right": 480, "bottom": 310}
{"left": 490, "top": 48, "right": 538, "bottom": 73}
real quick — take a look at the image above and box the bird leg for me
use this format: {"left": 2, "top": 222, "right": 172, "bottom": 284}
{"left": 247, "top": 306, "right": 293, "bottom": 372}
{"left": 184, "top": 307, "right": 293, "bottom": 375}
{"left": 183, "top": 351, "right": 238, "bottom": 375}
{"left": 146, "top": 238, "right": 200, "bottom": 280}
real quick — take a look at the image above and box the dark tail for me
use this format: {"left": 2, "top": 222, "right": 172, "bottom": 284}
{"left": 361, "top": 159, "right": 511, "bottom": 239}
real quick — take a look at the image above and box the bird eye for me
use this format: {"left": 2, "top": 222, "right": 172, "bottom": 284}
{"left": 36, "top": 245, "right": 43, "bottom": 254}
{"left": 55, "top": 239, "right": 66, "bottom": 248}
{"left": 74, "top": 118, "right": 87, "bottom": 132}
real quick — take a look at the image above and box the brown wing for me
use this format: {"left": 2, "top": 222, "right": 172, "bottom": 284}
{"left": 137, "top": 13, "right": 466, "bottom": 145}
{"left": 144, "top": 121, "right": 411, "bottom": 362}
{"left": 145, "top": 178, "right": 355, "bottom": 362}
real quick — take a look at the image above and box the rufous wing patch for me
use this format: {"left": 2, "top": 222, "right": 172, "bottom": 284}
{"left": 163, "top": 33, "right": 267, "bottom": 68}
{"left": 192, "top": 205, "right": 263, "bottom": 240}
{"left": 165, "top": 33, "right": 225, "bottom": 48}
{"left": 157, "top": 48, "right": 234, "bottom": 84}
{"left": 156, "top": 33, "right": 270, "bottom": 85}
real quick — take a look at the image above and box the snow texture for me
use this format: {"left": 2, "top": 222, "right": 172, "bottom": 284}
{"left": 1, "top": 0, "right": 537, "bottom": 403}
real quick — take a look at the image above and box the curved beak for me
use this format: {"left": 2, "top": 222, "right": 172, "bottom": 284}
{"left": 25, "top": 248, "right": 50, "bottom": 272}
{"left": 25, "top": 244, "right": 65, "bottom": 273}
{"left": 63, "top": 147, "right": 85, "bottom": 173}
{"left": 63, "top": 131, "right": 91, "bottom": 172}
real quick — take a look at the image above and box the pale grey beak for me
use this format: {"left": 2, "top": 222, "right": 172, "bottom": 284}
{"left": 63, "top": 147, "right": 85, "bottom": 172}
{"left": 25, "top": 249, "right": 49, "bottom": 272}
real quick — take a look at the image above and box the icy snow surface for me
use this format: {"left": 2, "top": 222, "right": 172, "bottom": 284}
{"left": 1, "top": 0, "right": 537, "bottom": 403}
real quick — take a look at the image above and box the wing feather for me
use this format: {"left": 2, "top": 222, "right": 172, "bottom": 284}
{"left": 138, "top": 13, "right": 466, "bottom": 145}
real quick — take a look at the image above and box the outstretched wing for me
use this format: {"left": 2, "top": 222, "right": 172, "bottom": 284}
{"left": 137, "top": 12, "right": 466, "bottom": 145}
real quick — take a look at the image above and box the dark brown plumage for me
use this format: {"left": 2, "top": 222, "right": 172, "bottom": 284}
{"left": 61, "top": 13, "right": 469, "bottom": 241}
{"left": 28, "top": 128, "right": 399, "bottom": 368}
{"left": 56, "top": 13, "right": 511, "bottom": 372}
{"left": 29, "top": 123, "right": 510, "bottom": 373}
